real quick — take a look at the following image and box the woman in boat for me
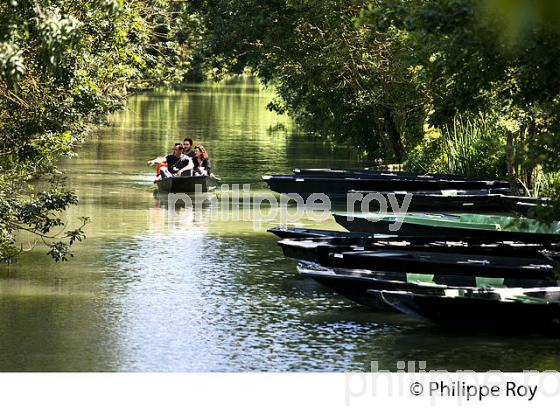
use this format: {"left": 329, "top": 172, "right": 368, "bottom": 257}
{"left": 192, "top": 145, "right": 213, "bottom": 177}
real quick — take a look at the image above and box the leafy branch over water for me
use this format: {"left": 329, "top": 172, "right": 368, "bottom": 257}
{"left": 0, "top": 0, "right": 198, "bottom": 262}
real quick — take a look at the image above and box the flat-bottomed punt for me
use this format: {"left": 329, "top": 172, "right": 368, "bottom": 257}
{"left": 263, "top": 175, "right": 512, "bottom": 200}
{"left": 377, "top": 287, "right": 560, "bottom": 332}
{"left": 155, "top": 175, "right": 214, "bottom": 193}
{"left": 277, "top": 237, "right": 550, "bottom": 266}
{"left": 347, "top": 190, "right": 547, "bottom": 215}
{"left": 334, "top": 212, "right": 560, "bottom": 243}
{"left": 297, "top": 262, "right": 560, "bottom": 311}
{"left": 292, "top": 168, "right": 510, "bottom": 182}
{"left": 329, "top": 249, "right": 554, "bottom": 278}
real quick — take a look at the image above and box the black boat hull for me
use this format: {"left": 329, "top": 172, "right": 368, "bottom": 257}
{"left": 298, "top": 263, "right": 559, "bottom": 311}
{"left": 379, "top": 290, "right": 560, "bottom": 332}
{"left": 292, "top": 168, "right": 511, "bottom": 183}
{"left": 155, "top": 175, "right": 213, "bottom": 193}
{"left": 347, "top": 192, "right": 509, "bottom": 213}
{"left": 329, "top": 250, "right": 554, "bottom": 279}
{"left": 267, "top": 226, "right": 374, "bottom": 239}
{"left": 297, "top": 263, "right": 414, "bottom": 310}
{"left": 263, "top": 176, "right": 511, "bottom": 199}
{"left": 278, "top": 237, "right": 549, "bottom": 266}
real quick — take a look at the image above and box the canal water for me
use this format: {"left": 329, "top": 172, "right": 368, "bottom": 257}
{"left": 1, "top": 78, "right": 560, "bottom": 371}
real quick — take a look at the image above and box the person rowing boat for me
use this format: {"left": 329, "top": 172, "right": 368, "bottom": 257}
{"left": 150, "top": 143, "right": 219, "bottom": 193}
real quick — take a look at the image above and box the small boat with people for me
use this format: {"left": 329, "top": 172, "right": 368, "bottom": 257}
{"left": 155, "top": 175, "right": 214, "bottom": 193}
{"left": 148, "top": 138, "right": 218, "bottom": 193}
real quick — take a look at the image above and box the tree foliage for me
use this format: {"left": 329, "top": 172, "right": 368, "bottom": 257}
{"left": 192, "top": 0, "right": 425, "bottom": 161}
{"left": 192, "top": 0, "right": 560, "bottom": 214}
{"left": 3, "top": 0, "right": 560, "bottom": 265}
{"left": 0, "top": 0, "right": 197, "bottom": 263}
{"left": 361, "top": 0, "right": 560, "bottom": 206}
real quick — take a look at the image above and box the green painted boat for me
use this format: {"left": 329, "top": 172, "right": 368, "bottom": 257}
{"left": 334, "top": 212, "right": 560, "bottom": 243}
{"left": 297, "top": 261, "right": 560, "bottom": 311}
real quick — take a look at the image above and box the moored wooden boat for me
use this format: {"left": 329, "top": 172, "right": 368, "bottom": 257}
{"left": 266, "top": 226, "right": 377, "bottom": 239}
{"left": 277, "top": 237, "right": 550, "bottom": 266}
{"left": 377, "top": 287, "right": 560, "bottom": 332}
{"left": 333, "top": 212, "right": 560, "bottom": 243}
{"left": 346, "top": 190, "right": 545, "bottom": 215}
{"left": 262, "top": 175, "right": 512, "bottom": 202}
{"left": 292, "top": 168, "right": 511, "bottom": 183}
{"left": 296, "top": 262, "right": 410, "bottom": 310}
{"left": 329, "top": 249, "right": 555, "bottom": 279}
{"left": 297, "top": 262, "right": 560, "bottom": 311}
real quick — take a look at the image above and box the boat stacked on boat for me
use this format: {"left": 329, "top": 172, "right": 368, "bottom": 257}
{"left": 263, "top": 168, "right": 549, "bottom": 215}
{"left": 265, "top": 168, "right": 560, "bottom": 334}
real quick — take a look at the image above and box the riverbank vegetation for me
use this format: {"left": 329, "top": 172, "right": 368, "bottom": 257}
{"left": 2, "top": 0, "right": 560, "bottom": 262}
{"left": 0, "top": 0, "right": 198, "bottom": 262}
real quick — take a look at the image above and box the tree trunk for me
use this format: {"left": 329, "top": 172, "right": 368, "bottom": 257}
{"left": 383, "top": 110, "right": 404, "bottom": 163}
{"left": 506, "top": 130, "right": 519, "bottom": 195}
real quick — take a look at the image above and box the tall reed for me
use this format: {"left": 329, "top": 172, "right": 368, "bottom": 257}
{"left": 441, "top": 115, "right": 506, "bottom": 178}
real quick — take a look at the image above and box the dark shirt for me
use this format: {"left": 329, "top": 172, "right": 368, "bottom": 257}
{"left": 165, "top": 154, "right": 192, "bottom": 175}
{"left": 193, "top": 157, "right": 211, "bottom": 175}
{"left": 184, "top": 150, "right": 196, "bottom": 159}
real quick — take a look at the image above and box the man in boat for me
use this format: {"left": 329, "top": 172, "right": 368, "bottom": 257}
{"left": 183, "top": 138, "right": 196, "bottom": 159}
{"left": 147, "top": 138, "right": 196, "bottom": 166}
{"left": 157, "top": 143, "right": 194, "bottom": 179}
